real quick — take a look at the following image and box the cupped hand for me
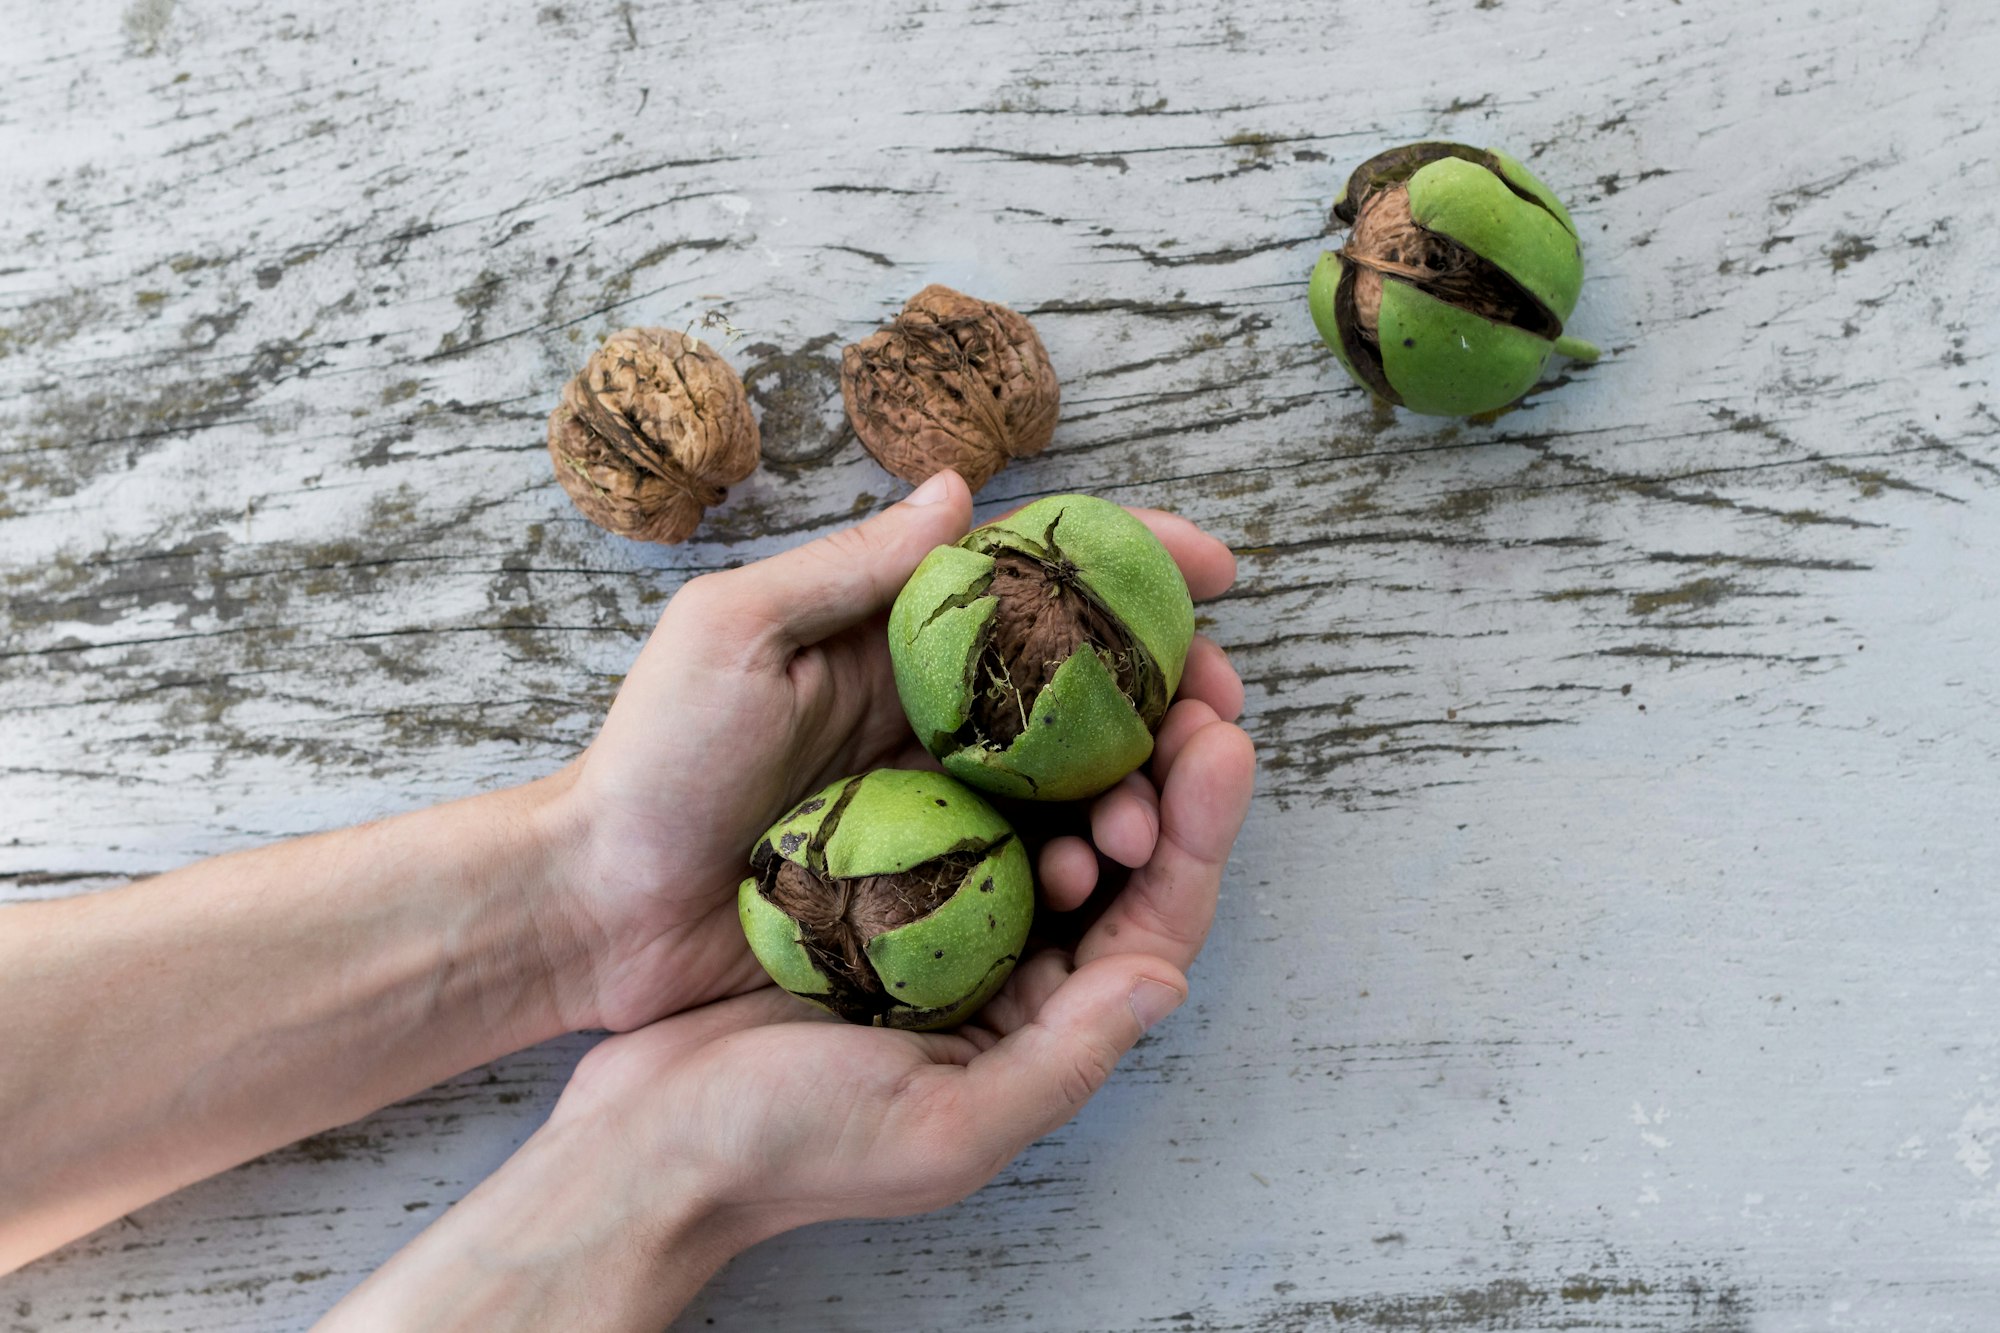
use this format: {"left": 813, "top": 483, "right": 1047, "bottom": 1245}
{"left": 547, "top": 470, "right": 1244, "bottom": 1035}
{"left": 549, "top": 697, "right": 1256, "bottom": 1237}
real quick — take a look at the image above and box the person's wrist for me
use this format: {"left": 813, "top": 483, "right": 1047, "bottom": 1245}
{"left": 496, "top": 761, "right": 608, "bottom": 1036}
{"left": 318, "top": 1102, "right": 747, "bottom": 1331}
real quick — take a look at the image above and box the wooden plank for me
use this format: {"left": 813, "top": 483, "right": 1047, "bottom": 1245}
{"left": 3, "top": 0, "right": 1997, "bottom": 1326}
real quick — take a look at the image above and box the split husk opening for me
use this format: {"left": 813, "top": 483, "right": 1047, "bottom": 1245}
{"left": 759, "top": 849, "right": 991, "bottom": 1020}
{"left": 949, "top": 516, "right": 1170, "bottom": 753}
{"left": 1329, "top": 143, "right": 1576, "bottom": 403}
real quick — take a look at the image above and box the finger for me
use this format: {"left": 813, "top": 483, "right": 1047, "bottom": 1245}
{"left": 969, "top": 949, "right": 1077, "bottom": 1039}
{"left": 1089, "top": 772, "right": 1160, "bottom": 870}
{"left": 1127, "top": 507, "right": 1236, "bottom": 601}
{"left": 1150, "top": 698, "right": 1222, "bottom": 782}
{"left": 1178, "top": 635, "right": 1245, "bottom": 721}
{"left": 705, "top": 468, "right": 973, "bottom": 656}
{"left": 1079, "top": 720, "right": 1256, "bottom": 972}
{"left": 952, "top": 955, "right": 1186, "bottom": 1158}
{"left": 1037, "top": 836, "right": 1099, "bottom": 911}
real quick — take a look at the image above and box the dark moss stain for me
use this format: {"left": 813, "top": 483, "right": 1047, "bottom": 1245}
{"left": 1428, "top": 487, "right": 1496, "bottom": 523}
{"left": 740, "top": 336, "right": 850, "bottom": 473}
{"left": 1826, "top": 232, "right": 1878, "bottom": 272}
{"left": 1710, "top": 407, "right": 1788, "bottom": 444}
{"left": 434, "top": 269, "right": 506, "bottom": 354}
{"left": 1183, "top": 1271, "right": 1747, "bottom": 1332}
{"left": 1561, "top": 1274, "right": 1654, "bottom": 1303}
{"left": 597, "top": 238, "right": 731, "bottom": 306}
{"left": 0, "top": 284, "right": 113, "bottom": 361}
{"left": 1211, "top": 472, "right": 1273, "bottom": 501}
{"left": 3, "top": 531, "right": 262, "bottom": 631}
{"left": 1629, "top": 576, "right": 1733, "bottom": 617}
{"left": 1222, "top": 131, "right": 1282, "bottom": 165}
{"left": 1821, "top": 463, "right": 1960, "bottom": 503}
{"left": 279, "top": 1129, "right": 389, "bottom": 1164}
{"left": 2, "top": 335, "right": 319, "bottom": 499}
{"left": 1539, "top": 585, "right": 1622, "bottom": 603}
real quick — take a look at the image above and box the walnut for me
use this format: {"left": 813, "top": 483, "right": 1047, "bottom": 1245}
{"left": 546, "top": 327, "right": 759, "bottom": 544}
{"left": 738, "top": 769, "right": 1036, "bottom": 1030}
{"left": 888, "top": 494, "right": 1195, "bottom": 802}
{"left": 839, "top": 285, "right": 1059, "bottom": 493}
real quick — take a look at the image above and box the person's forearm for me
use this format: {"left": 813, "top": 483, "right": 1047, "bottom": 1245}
{"left": 0, "top": 769, "right": 591, "bottom": 1272}
{"left": 314, "top": 1108, "right": 748, "bottom": 1331}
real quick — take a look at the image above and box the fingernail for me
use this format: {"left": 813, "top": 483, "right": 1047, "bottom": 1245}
{"left": 1129, "top": 979, "right": 1184, "bottom": 1033}
{"left": 902, "top": 470, "right": 955, "bottom": 507}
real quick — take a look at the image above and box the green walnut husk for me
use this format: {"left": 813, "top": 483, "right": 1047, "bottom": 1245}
{"left": 738, "top": 769, "right": 1034, "bottom": 1030}
{"left": 1308, "top": 142, "right": 1600, "bottom": 417}
{"left": 889, "top": 493, "right": 1194, "bottom": 802}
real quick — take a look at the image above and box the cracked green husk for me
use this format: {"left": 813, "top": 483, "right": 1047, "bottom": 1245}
{"left": 1309, "top": 141, "right": 1600, "bottom": 417}
{"left": 888, "top": 494, "right": 1195, "bottom": 802}
{"left": 737, "top": 769, "right": 1035, "bottom": 1030}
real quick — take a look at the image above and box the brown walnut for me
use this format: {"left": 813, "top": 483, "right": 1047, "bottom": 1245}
{"left": 761, "top": 851, "right": 985, "bottom": 1018}
{"left": 840, "top": 284, "right": 1059, "bottom": 493}
{"left": 964, "top": 551, "right": 1140, "bottom": 748}
{"left": 546, "top": 327, "right": 759, "bottom": 544}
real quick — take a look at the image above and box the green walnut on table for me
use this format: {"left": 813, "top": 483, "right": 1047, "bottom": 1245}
{"left": 738, "top": 769, "right": 1035, "bottom": 1030}
{"left": 1309, "top": 141, "right": 1601, "bottom": 417}
{"left": 888, "top": 493, "right": 1195, "bottom": 803}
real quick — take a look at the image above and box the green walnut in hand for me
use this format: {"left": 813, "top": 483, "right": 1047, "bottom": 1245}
{"left": 738, "top": 769, "right": 1034, "bottom": 1030}
{"left": 1309, "top": 141, "right": 1600, "bottom": 416}
{"left": 888, "top": 494, "right": 1194, "bottom": 802}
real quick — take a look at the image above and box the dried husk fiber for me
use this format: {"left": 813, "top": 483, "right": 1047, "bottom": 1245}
{"left": 840, "top": 284, "right": 1059, "bottom": 493}
{"left": 547, "top": 327, "right": 759, "bottom": 544}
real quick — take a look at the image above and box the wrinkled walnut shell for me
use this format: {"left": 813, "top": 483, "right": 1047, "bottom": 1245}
{"left": 840, "top": 284, "right": 1059, "bottom": 493}
{"left": 547, "top": 327, "right": 759, "bottom": 544}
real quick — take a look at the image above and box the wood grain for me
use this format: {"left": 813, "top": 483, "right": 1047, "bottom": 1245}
{"left": 4, "top": 0, "right": 1998, "bottom": 1327}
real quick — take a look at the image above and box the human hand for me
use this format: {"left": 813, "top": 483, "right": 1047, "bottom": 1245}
{"left": 543, "top": 470, "right": 1247, "bottom": 1034}
{"left": 316, "top": 505, "right": 1254, "bottom": 1330}
{"left": 551, "top": 684, "right": 1255, "bottom": 1233}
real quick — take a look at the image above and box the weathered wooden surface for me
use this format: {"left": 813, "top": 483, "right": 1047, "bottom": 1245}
{"left": 4, "top": 0, "right": 1998, "bottom": 1327}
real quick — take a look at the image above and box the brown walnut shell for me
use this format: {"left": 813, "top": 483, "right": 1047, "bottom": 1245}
{"left": 546, "top": 327, "right": 759, "bottom": 544}
{"left": 840, "top": 284, "right": 1059, "bottom": 493}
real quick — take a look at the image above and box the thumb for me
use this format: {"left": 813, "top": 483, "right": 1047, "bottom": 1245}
{"left": 957, "top": 955, "right": 1187, "bottom": 1158}
{"left": 720, "top": 468, "right": 973, "bottom": 649}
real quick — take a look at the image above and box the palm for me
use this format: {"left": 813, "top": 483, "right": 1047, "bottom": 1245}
{"left": 561, "top": 951, "right": 1089, "bottom": 1224}
{"left": 572, "top": 990, "right": 963, "bottom": 1207}
{"left": 570, "top": 609, "right": 936, "bottom": 1031}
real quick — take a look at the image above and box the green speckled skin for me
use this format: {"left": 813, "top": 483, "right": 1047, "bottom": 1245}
{"left": 1486, "top": 146, "right": 1578, "bottom": 238}
{"left": 1307, "top": 252, "right": 1355, "bottom": 375}
{"left": 822, "top": 768, "right": 1012, "bottom": 876}
{"left": 1310, "top": 140, "right": 1596, "bottom": 418}
{"left": 736, "top": 769, "right": 1034, "bottom": 1031}
{"left": 1377, "top": 281, "right": 1556, "bottom": 418}
{"left": 887, "top": 545, "right": 999, "bottom": 754}
{"left": 890, "top": 494, "right": 1195, "bottom": 801}
{"left": 737, "top": 879, "right": 833, "bottom": 999}
{"left": 867, "top": 837, "right": 1032, "bottom": 1013}
{"left": 1406, "top": 156, "right": 1583, "bottom": 323}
